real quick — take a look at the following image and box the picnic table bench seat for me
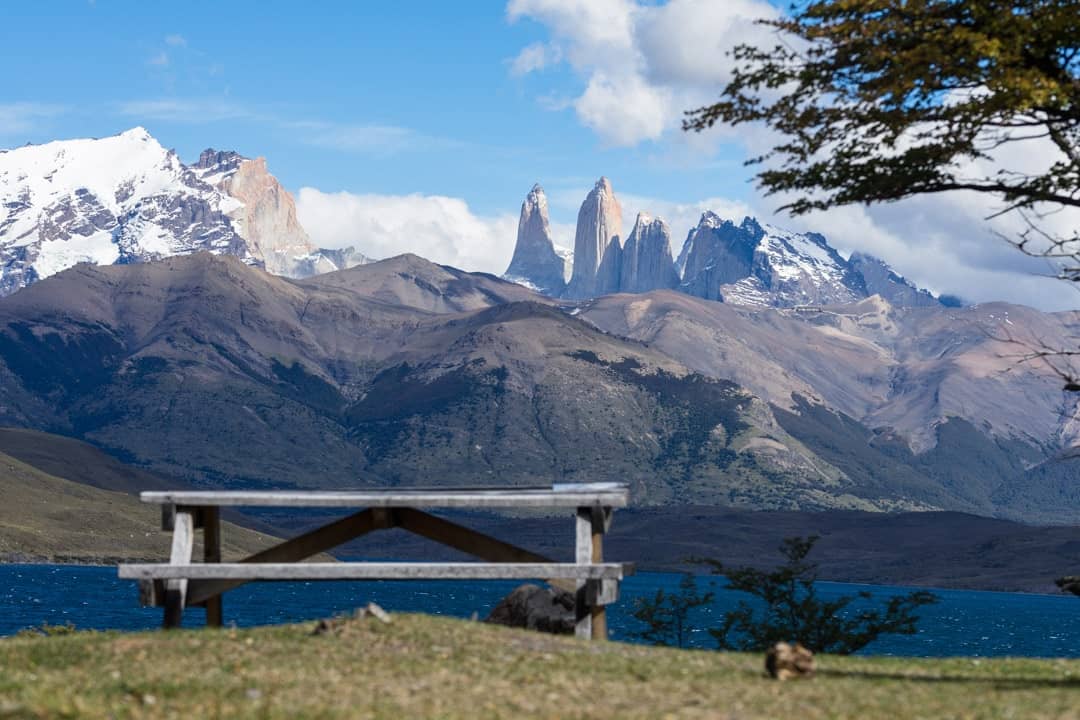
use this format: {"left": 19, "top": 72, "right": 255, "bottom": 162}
{"left": 118, "top": 484, "right": 631, "bottom": 640}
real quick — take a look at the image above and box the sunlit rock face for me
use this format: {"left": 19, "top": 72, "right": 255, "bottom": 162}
{"left": 565, "top": 176, "right": 622, "bottom": 299}
{"left": 503, "top": 184, "right": 567, "bottom": 295}
{"left": 619, "top": 212, "right": 679, "bottom": 294}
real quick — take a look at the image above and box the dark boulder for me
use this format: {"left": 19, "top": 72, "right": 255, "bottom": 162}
{"left": 484, "top": 583, "right": 575, "bottom": 634}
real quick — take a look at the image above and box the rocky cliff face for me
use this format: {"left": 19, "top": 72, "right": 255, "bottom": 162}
{"left": 565, "top": 177, "right": 622, "bottom": 299}
{"left": 503, "top": 184, "right": 567, "bottom": 294}
{"left": 678, "top": 215, "right": 864, "bottom": 307}
{"left": 508, "top": 178, "right": 946, "bottom": 309}
{"left": 201, "top": 154, "right": 320, "bottom": 277}
{"left": 0, "top": 128, "right": 366, "bottom": 296}
{"left": 620, "top": 213, "right": 679, "bottom": 294}
{"left": 676, "top": 213, "right": 760, "bottom": 300}
{"left": 848, "top": 252, "right": 942, "bottom": 308}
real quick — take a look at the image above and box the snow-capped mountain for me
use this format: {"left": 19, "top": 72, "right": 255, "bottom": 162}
{"left": 505, "top": 179, "right": 946, "bottom": 308}
{"left": 0, "top": 128, "right": 368, "bottom": 296}
{"left": 678, "top": 214, "right": 866, "bottom": 307}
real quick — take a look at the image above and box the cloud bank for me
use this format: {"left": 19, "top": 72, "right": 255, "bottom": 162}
{"left": 296, "top": 188, "right": 517, "bottom": 275}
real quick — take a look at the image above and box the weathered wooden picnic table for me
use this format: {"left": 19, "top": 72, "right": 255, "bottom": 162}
{"left": 117, "top": 484, "right": 632, "bottom": 640}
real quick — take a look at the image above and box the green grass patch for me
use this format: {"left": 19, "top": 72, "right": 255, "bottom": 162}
{"left": 1, "top": 613, "right": 1076, "bottom": 719}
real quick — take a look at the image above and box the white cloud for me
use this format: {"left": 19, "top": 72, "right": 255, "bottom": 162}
{"left": 296, "top": 188, "right": 518, "bottom": 274}
{"left": 115, "top": 100, "right": 445, "bottom": 156}
{"left": 164, "top": 34, "right": 187, "bottom": 47}
{"left": 508, "top": 0, "right": 637, "bottom": 71}
{"left": 574, "top": 72, "right": 670, "bottom": 145}
{"left": 636, "top": 0, "right": 779, "bottom": 88}
{"left": 0, "top": 103, "right": 65, "bottom": 139}
{"left": 116, "top": 98, "right": 251, "bottom": 123}
{"left": 510, "top": 42, "right": 561, "bottom": 75}
{"left": 289, "top": 121, "right": 452, "bottom": 155}
{"left": 148, "top": 51, "right": 170, "bottom": 67}
{"left": 507, "top": 0, "right": 777, "bottom": 146}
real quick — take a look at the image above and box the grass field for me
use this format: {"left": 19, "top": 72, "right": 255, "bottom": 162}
{"left": 0, "top": 613, "right": 1076, "bottom": 719}
{"left": 0, "top": 449, "right": 275, "bottom": 563}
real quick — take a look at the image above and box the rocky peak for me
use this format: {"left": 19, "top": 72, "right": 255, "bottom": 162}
{"left": 565, "top": 176, "right": 623, "bottom": 299}
{"left": 503, "top": 183, "right": 566, "bottom": 294}
{"left": 620, "top": 212, "right": 678, "bottom": 293}
{"left": 678, "top": 213, "right": 762, "bottom": 300}
{"left": 193, "top": 148, "right": 245, "bottom": 178}
{"left": 217, "top": 156, "right": 319, "bottom": 276}
{"left": 848, "top": 252, "right": 942, "bottom": 308}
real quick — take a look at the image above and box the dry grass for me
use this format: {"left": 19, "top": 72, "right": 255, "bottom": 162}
{"left": 0, "top": 450, "right": 273, "bottom": 563}
{"left": 1, "top": 613, "right": 1077, "bottom": 719}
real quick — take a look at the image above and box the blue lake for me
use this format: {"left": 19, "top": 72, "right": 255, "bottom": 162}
{"left": 1, "top": 564, "right": 1077, "bottom": 657}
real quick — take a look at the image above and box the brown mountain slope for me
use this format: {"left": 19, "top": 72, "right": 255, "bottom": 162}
{"left": 580, "top": 291, "right": 1079, "bottom": 454}
{"left": 0, "top": 253, "right": 1075, "bottom": 520}
{"left": 0, "top": 428, "right": 176, "bottom": 494}
{"left": 0, "top": 449, "right": 274, "bottom": 563}
{"left": 296, "top": 253, "right": 547, "bottom": 314}
{"left": 0, "top": 254, "right": 880, "bottom": 509}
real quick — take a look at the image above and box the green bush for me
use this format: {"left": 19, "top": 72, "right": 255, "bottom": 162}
{"left": 702, "top": 536, "right": 938, "bottom": 654}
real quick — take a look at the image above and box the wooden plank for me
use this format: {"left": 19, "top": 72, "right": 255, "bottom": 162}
{"left": 184, "top": 508, "right": 380, "bottom": 606}
{"left": 202, "top": 506, "right": 223, "bottom": 627}
{"left": 119, "top": 562, "right": 632, "bottom": 581}
{"left": 587, "top": 578, "right": 619, "bottom": 606}
{"left": 163, "top": 508, "right": 194, "bottom": 629}
{"left": 393, "top": 508, "right": 576, "bottom": 593}
{"left": 574, "top": 507, "right": 594, "bottom": 640}
{"left": 138, "top": 487, "right": 629, "bottom": 509}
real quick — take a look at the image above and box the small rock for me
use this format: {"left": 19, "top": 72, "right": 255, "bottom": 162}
{"left": 1056, "top": 576, "right": 1080, "bottom": 597}
{"left": 364, "top": 602, "right": 392, "bottom": 624}
{"left": 765, "top": 641, "right": 815, "bottom": 680}
{"left": 485, "top": 583, "right": 575, "bottom": 634}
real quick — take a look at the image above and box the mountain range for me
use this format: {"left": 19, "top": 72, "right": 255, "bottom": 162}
{"left": 503, "top": 177, "right": 955, "bottom": 310}
{"left": 0, "top": 127, "right": 367, "bottom": 297}
{"left": 0, "top": 249, "right": 1076, "bottom": 523}
{"left": 0, "top": 129, "right": 1077, "bottom": 528}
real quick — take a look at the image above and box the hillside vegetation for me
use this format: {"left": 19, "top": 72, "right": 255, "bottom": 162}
{"left": 0, "top": 449, "right": 273, "bottom": 563}
{"left": 0, "top": 614, "right": 1076, "bottom": 719}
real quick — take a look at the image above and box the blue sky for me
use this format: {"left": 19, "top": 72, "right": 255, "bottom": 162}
{"left": 0, "top": 1, "right": 751, "bottom": 213}
{"left": 2, "top": 0, "right": 1076, "bottom": 310}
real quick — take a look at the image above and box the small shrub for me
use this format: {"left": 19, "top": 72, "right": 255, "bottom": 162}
{"left": 632, "top": 573, "right": 714, "bottom": 647}
{"left": 702, "top": 536, "right": 938, "bottom": 654}
{"left": 16, "top": 621, "right": 78, "bottom": 638}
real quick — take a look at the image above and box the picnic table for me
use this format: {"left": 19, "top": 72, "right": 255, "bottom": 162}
{"left": 117, "top": 484, "right": 633, "bottom": 640}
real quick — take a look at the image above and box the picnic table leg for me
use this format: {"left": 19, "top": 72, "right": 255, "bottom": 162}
{"left": 163, "top": 507, "right": 195, "bottom": 629}
{"left": 589, "top": 512, "right": 607, "bottom": 641}
{"left": 575, "top": 507, "right": 594, "bottom": 640}
{"left": 575, "top": 506, "right": 615, "bottom": 641}
{"left": 202, "top": 507, "right": 223, "bottom": 628}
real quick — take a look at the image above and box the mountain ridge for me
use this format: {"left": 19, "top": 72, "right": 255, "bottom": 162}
{"left": 0, "top": 252, "right": 1076, "bottom": 523}
{"left": 504, "top": 179, "right": 952, "bottom": 310}
{"left": 0, "top": 127, "right": 369, "bottom": 296}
